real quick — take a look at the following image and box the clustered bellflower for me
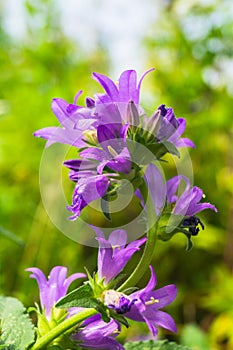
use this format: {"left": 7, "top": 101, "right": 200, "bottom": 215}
{"left": 30, "top": 69, "right": 218, "bottom": 349}
{"left": 34, "top": 69, "right": 195, "bottom": 220}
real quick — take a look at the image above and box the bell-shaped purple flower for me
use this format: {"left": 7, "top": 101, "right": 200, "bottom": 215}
{"left": 67, "top": 175, "right": 110, "bottom": 220}
{"left": 80, "top": 123, "right": 131, "bottom": 174}
{"left": 63, "top": 121, "right": 133, "bottom": 219}
{"left": 125, "top": 266, "right": 177, "bottom": 337}
{"left": 64, "top": 159, "right": 98, "bottom": 182}
{"left": 142, "top": 104, "right": 195, "bottom": 149}
{"left": 143, "top": 164, "right": 217, "bottom": 218}
{"left": 92, "top": 227, "right": 146, "bottom": 284}
{"left": 34, "top": 92, "right": 98, "bottom": 148}
{"left": 93, "top": 68, "right": 154, "bottom": 105}
{"left": 72, "top": 314, "right": 124, "bottom": 350}
{"left": 166, "top": 175, "right": 217, "bottom": 216}
{"left": 26, "top": 266, "right": 86, "bottom": 319}
{"left": 103, "top": 267, "right": 177, "bottom": 337}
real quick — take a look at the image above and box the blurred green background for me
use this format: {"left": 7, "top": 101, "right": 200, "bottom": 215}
{"left": 0, "top": 0, "right": 233, "bottom": 349}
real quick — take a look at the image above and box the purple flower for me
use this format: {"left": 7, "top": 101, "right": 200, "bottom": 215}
{"left": 34, "top": 70, "right": 197, "bottom": 220}
{"left": 92, "top": 227, "right": 146, "bottom": 284}
{"left": 93, "top": 69, "right": 155, "bottom": 105}
{"left": 103, "top": 267, "right": 177, "bottom": 337}
{"left": 166, "top": 174, "right": 217, "bottom": 216}
{"left": 26, "top": 266, "right": 86, "bottom": 319}
{"left": 157, "top": 104, "right": 195, "bottom": 148}
{"left": 140, "top": 164, "right": 217, "bottom": 238}
{"left": 80, "top": 123, "right": 131, "bottom": 174}
{"left": 34, "top": 68, "right": 155, "bottom": 149}
{"left": 66, "top": 175, "right": 110, "bottom": 220}
{"left": 125, "top": 266, "right": 177, "bottom": 336}
{"left": 63, "top": 122, "right": 132, "bottom": 219}
{"left": 34, "top": 94, "right": 98, "bottom": 148}
{"left": 142, "top": 104, "right": 195, "bottom": 149}
{"left": 63, "top": 156, "right": 121, "bottom": 219}
{"left": 64, "top": 159, "right": 98, "bottom": 182}
{"left": 144, "top": 164, "right": 217, "bottom": 217}
{"left": 72, "top": 314, "right": 124, "bottom": 350}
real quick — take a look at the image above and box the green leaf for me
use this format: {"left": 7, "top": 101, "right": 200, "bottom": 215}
{"left": 93, "top": 300, "right": 110, "bottom": 323}
{"left": 0, "top": 296, "right": 35, "bottom": 350}
{"left": 56, "top": 284, "right": 94, "bottom": 308}
{"left": 124, "top": 340, "right": 193, "bottom": 350}
{"left": 56, "top": 284, "right": 110, "bottom": 323}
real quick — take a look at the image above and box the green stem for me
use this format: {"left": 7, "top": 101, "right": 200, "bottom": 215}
{"left": 118, "top": 179, "right": 158, "bottom": 292}
{"left": 30, "top": 309, "right": 97, "bottom": 350}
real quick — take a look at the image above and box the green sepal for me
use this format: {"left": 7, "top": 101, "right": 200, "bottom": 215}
{"left": 37, "top": 312, "right": 52, "bottom": 336}
{"left": 126, "top": 139, "right": 153, "bottom": 165}
{"left": 84, "top": 268, "right": 105, "bottom": 296}
{"left": 27, "top": 306, "right": 38, "bottom": 314}
{"left": 121, "top": 287, "right": 139, "bottom": 295}
{"left": 107, "top": 274, "right": 126, "bottom": 290}
{"left": 158, "top": 225, "right": 194, "bottom": 251}
{"left": 157, "top": 214, "right": 194, "bottom": 250}
{"left": 84, "top": 267, "right": 94, "bottom": 285}
{"left": 93, "top": 300, "right": 110, "bottom": 323}
{"left": 147, "top": 141, "right": 180, "bottom": 159}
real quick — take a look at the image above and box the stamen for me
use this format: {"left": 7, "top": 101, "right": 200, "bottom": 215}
{"left": 82, "top": 130, "right": 98, "bottom": 144}
{"left": 107, "top": 146, "right": 118, "bottom": 158}
{"left": 112, "top": 245, "right": 121, "bottom": 251}
{"left": 145, "top": 297, "right": 159, "bottom": 306}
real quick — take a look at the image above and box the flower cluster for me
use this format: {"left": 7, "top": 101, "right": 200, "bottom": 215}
{"left": 35, "top": 69, "right": 196, "bottom": 221}
{"left": 29, "top": 69, "right": 217, "bottom": 349}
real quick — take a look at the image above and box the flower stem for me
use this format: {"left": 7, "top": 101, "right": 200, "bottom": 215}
{"left": 118, "top": 179, "right": 158, "bottom": 292}
{"left": 30, "top": 308, "right": 97, "bottom": 350}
